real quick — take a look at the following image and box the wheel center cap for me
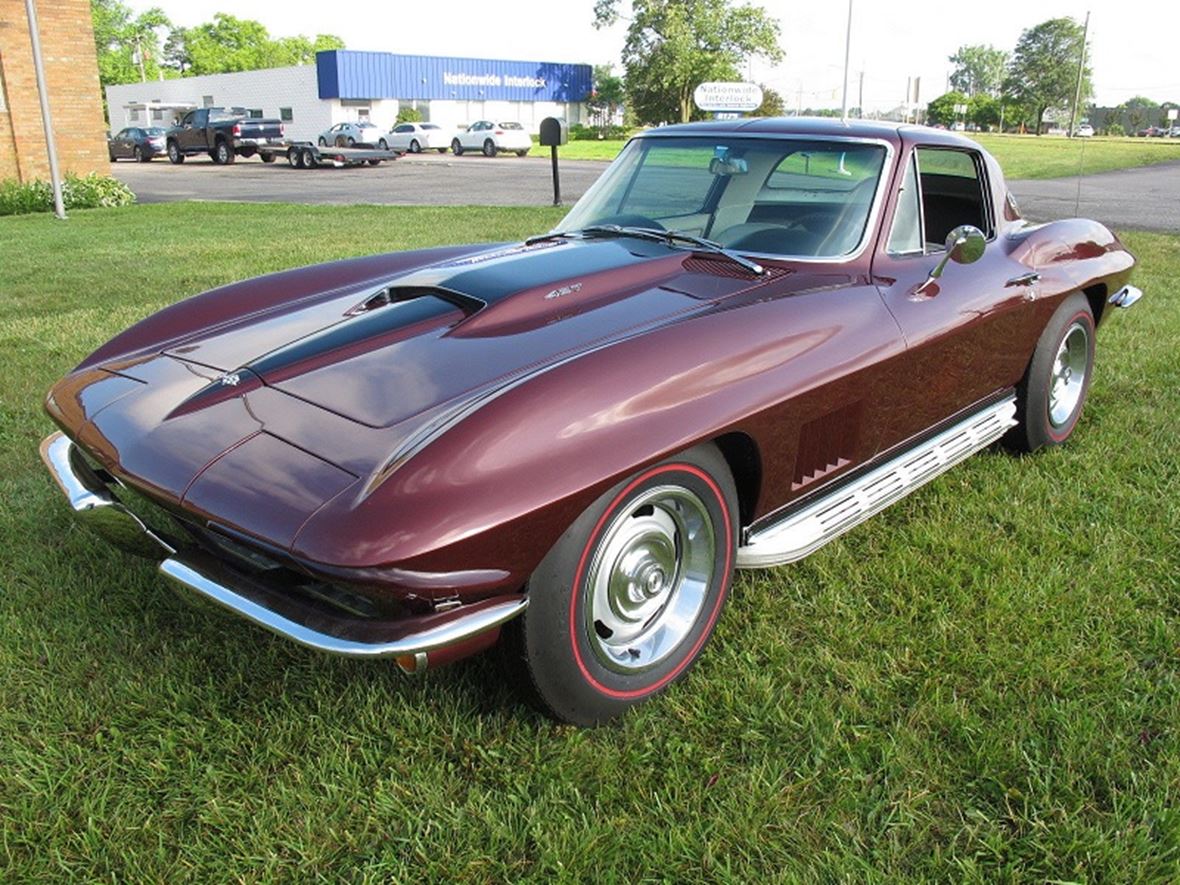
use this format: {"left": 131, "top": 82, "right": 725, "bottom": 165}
{"left": 643, "top": 567, "right": 666, "bottom": 598}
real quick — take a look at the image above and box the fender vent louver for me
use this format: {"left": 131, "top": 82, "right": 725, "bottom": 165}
{"left": 792, "top": 401, "right": 863, "bottom": 491}
{"left": 682, "top": 256, "right": 785, "bottom": 280}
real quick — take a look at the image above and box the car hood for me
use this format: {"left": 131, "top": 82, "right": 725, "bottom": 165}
{"left": 50, "top": 238, "right": 783, "bottom": 549}
{"left": 150, "top": 238, "right": 779, "bottom": 429}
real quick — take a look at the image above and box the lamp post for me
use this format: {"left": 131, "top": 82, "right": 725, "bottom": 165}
{"left": 24, "top": 0, "right": 66, "bottom": 220}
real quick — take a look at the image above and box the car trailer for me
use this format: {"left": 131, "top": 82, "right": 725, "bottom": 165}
{"left": 261, "top": 142, "right": 401, "bottom": 169}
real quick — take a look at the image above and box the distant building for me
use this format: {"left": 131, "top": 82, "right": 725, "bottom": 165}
{"left": 106, "top": 50, "right": 594, "bottom": 143}
{"left": 0, "top": 0, "right": 109, "bottom": 181}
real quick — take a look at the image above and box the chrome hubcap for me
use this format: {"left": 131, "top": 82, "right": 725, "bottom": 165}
{"left": 585, "top": 485, "right": 714, "bottom": 673}
{"left": 1048, "top": 322, "right": 1089, "bottom": 427}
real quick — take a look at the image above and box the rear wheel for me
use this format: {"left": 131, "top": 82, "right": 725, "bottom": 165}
{"left": 378, "top": 138, "right": 389, "bottom": 151}
{"left": 133, "top": 146, "right": 144, "bottom": 162}
{"left": 1006, "top": 292, "right": 1096, "bottom": 452}
{"left": 452, "top": 139, "right": 463, "bottom": 156}
{"left": 167, "top": 142, "right": 184, "bottom": 164}
{"left": 515, "top": 150, "right": 529, "bottom": 157}
{"left": 260, "top": 152, "right": 276, "bottom": 163}
{"left": 508, "top": 444, "right": 737, "bottom": 726}
{"left": 409, "top": 139, "right": 421, "bottom": 153}
{"left": 483, "top": 139, "right": 497, "bottom": 158}
{"left": 301, "top": 148, "right": 318, "bottom": 169}
{"left": 318, "top": 136, "right": 328, "bottom": 146}
{"left": 346, "top": 136, "right": 356, "bottom": 147}
{"left": 213, "top": 140, "right": 234, "bottom": 164}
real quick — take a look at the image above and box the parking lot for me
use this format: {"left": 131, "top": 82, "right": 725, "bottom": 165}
{"left": 109, "top": 150, "right": 607, "bottom": 207}
{"left": 108, "top": 150, "right": 1180, "bottom": 232}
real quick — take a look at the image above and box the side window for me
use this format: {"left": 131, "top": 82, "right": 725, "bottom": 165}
{"left": 887, "top": 153, "right": 923, "bottom": 255}
{"left": 180, "top": 112, "right": 194, "bottom": 126}
{"left": 914, "top": 148, "right": 992, "bottom": 248}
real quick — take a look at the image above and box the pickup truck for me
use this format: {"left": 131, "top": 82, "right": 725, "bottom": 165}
{"left": 166, "top": 108, "right": 285, "bottom": 165}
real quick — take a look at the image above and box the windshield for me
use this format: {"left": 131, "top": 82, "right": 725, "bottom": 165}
{"left": 144, "top": 128, "right": 166, "bottom": 136}
{"left": 558, "top": 136, "right": 888, "bottom": 259}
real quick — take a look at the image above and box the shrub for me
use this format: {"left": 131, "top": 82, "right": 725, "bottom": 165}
{"left": 0, "top": 173, "right": 135, "bottom": 217}
{"left": 1105, "top": 122, "right": 1126, "bottom": 137}
{"left": 396, "top": 106, "right": 423, "bottom": 125}
{"left": 569, "top": 123, "right": 632, "bottom": 141}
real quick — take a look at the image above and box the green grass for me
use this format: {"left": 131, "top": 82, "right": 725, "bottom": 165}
{"left": 2, "top": 204, "right": 1178, "bottom": 881}
{"left": 551, "top": 132, "right": 1180, "bottom": 179}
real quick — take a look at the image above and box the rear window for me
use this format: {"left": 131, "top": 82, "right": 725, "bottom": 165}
{"left": 498, "top": 122, "right": 523, "bottom": 130}
{"left": 422, "top": 124, "right": 440, "bottom": 130}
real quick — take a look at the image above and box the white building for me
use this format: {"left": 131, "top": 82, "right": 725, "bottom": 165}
{"left": 106, "top": 50, "right": 592, "bottom": 143}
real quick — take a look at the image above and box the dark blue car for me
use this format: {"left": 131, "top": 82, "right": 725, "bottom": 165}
{"left": 108, "top": 127, "right": 168, "bottom": 162}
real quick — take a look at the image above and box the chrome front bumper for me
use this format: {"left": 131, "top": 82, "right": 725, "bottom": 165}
{"left": 39, "top": 431, "right": 526, "bottom": 668}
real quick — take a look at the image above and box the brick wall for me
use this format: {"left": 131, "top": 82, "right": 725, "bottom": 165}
{"left": 0, "top": 0, "right": 109, "bottom": 182}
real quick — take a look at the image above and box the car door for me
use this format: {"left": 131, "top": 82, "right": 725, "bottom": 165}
{"left": 390, "top": 124, "right": 411, "bottom": 150}
{"left": 871, "top": 143, "right": 1040, "bottom": 445}
{"left": 112, "top": 128, "right": 131, "bottom": 158}
{"left": 177, "top": 111, "right": 200, "bottom": 151}
{"left": 463, "top": 122, "right": 485, "bottom": 150}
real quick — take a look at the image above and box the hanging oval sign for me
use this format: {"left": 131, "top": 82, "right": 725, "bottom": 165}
{"left": 693, "top": 82, "right": 763, "bottom": 113}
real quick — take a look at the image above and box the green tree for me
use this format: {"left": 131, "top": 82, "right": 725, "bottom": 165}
{"left": 91, "top": 0, "right": 170, "bottom": 88}
{"left": 926, "top": 91, "right": 968, "bottom": 127}
{"left": 968, "top": 94, "right": 1001, "bottom": 129}
{"left": 593, "top": 0, "right": 783, "bottom": 124}
{"left": 754, "top": 84, "right": 784, "bottom": 117}
{"left": 1003, "top": 17, "right": 1091, "bottom": 135}
{"left": 182, "top": 14, "right": 343, "bottom": 76}
{"left": 948, "top": 44, "right": 1007, "bottom": 97}
{"left": 588, "top": 65, "right": 626, "bottom": 133}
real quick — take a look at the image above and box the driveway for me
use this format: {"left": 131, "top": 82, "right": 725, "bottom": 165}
{"left": 1009, "top": 160, "right": 1180, "bottom": 233}
{"left": 110, "top": 151, "right": 607, "bottom": 208}
{"left": 110, "top": 153, "right": 1180, "bottom": 233}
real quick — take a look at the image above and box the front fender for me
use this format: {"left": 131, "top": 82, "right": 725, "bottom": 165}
{"left": 292, "top": 281, "right": 903, "bottom": 597}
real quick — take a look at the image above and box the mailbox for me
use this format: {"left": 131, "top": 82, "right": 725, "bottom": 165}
{"left": 539, "top": 117, "right": 568, "bottom": 147}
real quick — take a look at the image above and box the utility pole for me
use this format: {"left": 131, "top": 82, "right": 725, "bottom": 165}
{"left": 840, "top": 0, "right": 853, "bottom": 121}
{"left": 858, "top": 70, "right": 864, "bottom": 118}
{"left": 23, "top": 0, "right": 65, "bottom": 219}
{"left": 1068, "top": 11, "right": 1090, "bottom": 137}
{"left": 134, "top": 33, "right": 147, "bottom": 83}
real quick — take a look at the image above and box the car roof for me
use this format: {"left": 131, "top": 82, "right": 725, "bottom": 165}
{"left": 645, "top": 116, "right": 985, "bottom": 150}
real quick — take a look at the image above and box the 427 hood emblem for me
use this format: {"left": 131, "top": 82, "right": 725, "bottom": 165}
{"left": 544, "top": 282, "right": 583, "bottom": 301}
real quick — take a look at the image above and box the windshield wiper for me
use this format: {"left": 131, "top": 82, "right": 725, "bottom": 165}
{"left": 526, "top": 225, "right": 765, "bottom": 276}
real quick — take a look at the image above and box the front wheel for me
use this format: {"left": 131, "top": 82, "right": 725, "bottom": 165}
{"left": 378, "top": 138, "right": 388, "bottom": 151}
{"left": 409, "top": 139, "right": 421, "bottom": 153}
{"left": 482, "top": 139, "right": 497, "bottom": 158}
{"left": 167, "top": 142, "right": 184, "bottom": 164}
{"left": 451, "top": 139, "right": 463, "bottom": 156}
{"left": 509, "top": 444, "right": 737, "bottom": 726}
{"left": 1006, "top": 293, "right": 1096, "bottom": 452}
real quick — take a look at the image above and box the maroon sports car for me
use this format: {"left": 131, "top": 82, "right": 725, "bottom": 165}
{"left": 41, "top": 119, "right": 1142, "bottom": 725}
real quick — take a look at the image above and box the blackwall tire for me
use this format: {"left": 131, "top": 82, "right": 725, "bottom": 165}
{"left": 452, "top": 139, "right": 463, "bottom": 156}
{"left": 167, "top": 142, "right": 184, "bottom": 164}
{"left": 508, "top": 444, "right": 737, "bottom": 726}
{"left": 1005, "top": 292, "right": 1096, "bottom": 453}
{"left": 409, "top": 139, "right": 421, "bottom": 153}
{"left": 482, "top": 139, "right": 497, "bottom": 157}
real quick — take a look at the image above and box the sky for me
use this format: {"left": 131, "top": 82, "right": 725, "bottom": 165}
{"left": 140, "top": 0, "right": 1178, "bottom": 112}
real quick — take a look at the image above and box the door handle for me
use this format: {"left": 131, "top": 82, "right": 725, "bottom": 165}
{"left": 1005, "top": 271, "right": 1041, "bottom": 287}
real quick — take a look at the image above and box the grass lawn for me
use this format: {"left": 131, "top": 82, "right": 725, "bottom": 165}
{"left": 1, "top": 204, "right": 1177, "bottom": 881}
{"left": 550, "top": 132, "right": 1180, "bottom": 179}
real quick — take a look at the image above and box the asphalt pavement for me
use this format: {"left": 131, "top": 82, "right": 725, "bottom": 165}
{"left": 110, "top": 152, "right": 1180, "bottom": 232}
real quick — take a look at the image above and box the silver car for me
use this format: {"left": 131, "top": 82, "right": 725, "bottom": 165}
{"left": 317, "top": 121, "right": 384, "bottom": 147}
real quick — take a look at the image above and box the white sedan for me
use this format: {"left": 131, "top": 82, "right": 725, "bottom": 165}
{"left": 450, "top": 121, "right": 532, "bottom": 157}
{"left": 317, "top": 122, "right": 384, "bottom": 147}
{"left": 385, "top": 122, "right": 452, "bottom": 153}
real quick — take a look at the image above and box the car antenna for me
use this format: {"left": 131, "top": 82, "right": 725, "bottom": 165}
{"left": 1074, "top": 136, "right": 1087, "bottom": 217}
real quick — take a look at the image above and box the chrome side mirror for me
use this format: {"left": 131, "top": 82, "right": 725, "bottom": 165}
{"left": 915, "top": 225, "right": 986, "bottom": 296}
{"left": 931, "top": 225, "right": 986, "bottom": 279}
